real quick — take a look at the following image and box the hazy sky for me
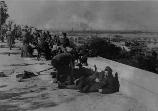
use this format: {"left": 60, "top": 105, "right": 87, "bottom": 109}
{"left": 5, "top": 0, "right": 158, "bottom": 31}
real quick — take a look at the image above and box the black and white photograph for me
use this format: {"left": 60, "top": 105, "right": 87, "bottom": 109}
{"left": 0, "top": 0, "right": 158, "bottom": 111}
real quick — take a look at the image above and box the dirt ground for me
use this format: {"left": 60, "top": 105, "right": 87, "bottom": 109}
{"left": 0, "top": 41, "right": 147, "bottom": 111}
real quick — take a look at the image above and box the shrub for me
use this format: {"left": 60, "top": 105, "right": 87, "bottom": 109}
{"left": 82, "top": 37, "right": 158, "bottom": 74}
{"left": 84, "top": 37, "right": 122, "bottom": 59}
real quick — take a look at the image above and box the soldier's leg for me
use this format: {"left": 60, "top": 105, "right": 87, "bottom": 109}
{"left": 77, "top": 76, "right": 88, "bottom": 91}
{"left": 64, "top": 65, "right": 74, "bottom": 85}
{"left": 101, "top": 88, "right": 115, "bottom": 94}
{"left": 21, "top": 49, "right": 23, "bottom": 57}
{"left": 37, "top": 48, "right": 41, "bottom": 60}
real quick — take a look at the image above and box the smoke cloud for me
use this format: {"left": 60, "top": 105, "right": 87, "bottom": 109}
{"left": 5, "top": 0, "right": 158, "bottom": 31}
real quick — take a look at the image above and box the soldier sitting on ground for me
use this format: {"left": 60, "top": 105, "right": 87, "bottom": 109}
{"left": 73, "top": 63, "right": 93, "bottom": 82}
{"left": 94, "top": 66, "right": 120, "bottom": 94}
{"left": 76, "top": 66, "right": 120, "bottom": 94}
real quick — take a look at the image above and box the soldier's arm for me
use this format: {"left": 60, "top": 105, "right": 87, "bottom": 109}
{"left": 98, "top": 78, "right": 108, "bottom": 93}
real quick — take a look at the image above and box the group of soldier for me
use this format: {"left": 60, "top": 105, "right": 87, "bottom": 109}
{"left": 3, "top": 26, "right": 120, "bottom": 94}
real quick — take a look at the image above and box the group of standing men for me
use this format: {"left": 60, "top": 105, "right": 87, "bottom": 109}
{"left": 20, "top": 27, "right": 72, "bottom": 59}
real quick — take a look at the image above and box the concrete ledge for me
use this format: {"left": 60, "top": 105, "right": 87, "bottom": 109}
{"left": 88, "top": 57, "right": 158, "bottom": 111}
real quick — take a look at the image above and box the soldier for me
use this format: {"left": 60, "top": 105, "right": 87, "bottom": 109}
{"left": 51, "top": 52, "right": 74, "bottom": 88}
{"left": 39, "top": 36, "right": 52, "bottom": 60}
{"left": 97, "top": 66, "right": 120, "bottom": 94}
{"left": 77, "top": 66, "right": 120, "bottom": 94}
{"left": 60, "top": 32, "right": 70, "bottom": 48}
{"left": 6, "top": 29, "right": 13, "bottom": 50}
{"left": 21, "top": 29, "right": 33, "bottom": 57}
{"left": 22, "top": 29, "right": 31, "bottom": 45}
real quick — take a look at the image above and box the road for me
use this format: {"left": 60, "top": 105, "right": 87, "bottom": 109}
{"left": 0, "top": 41, "right": 146, "bottom": 111}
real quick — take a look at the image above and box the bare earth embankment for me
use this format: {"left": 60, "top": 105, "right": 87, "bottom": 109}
{"left": 0, "top": 41, "right": 147, "bottom": 111}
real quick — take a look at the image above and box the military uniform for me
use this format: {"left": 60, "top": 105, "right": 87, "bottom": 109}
{"left": 77, "top": 67, "right": 120, "bottom": 94}
{"left": 51, "top": 53, "right": 74, "bottom": 84}
{"left": 21, "top": 31, "right": 33, "bottom": 57}
{"left": 6, "top": 30, "right": 13, "bottom": 50}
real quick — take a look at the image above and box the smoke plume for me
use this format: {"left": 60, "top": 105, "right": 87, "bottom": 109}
{"left": 6, "top": 0, "right": 158, "bottom": 31}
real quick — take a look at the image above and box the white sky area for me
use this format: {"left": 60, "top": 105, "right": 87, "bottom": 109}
{"left": 4, "top": 0, "right": 158, "bottom": 31}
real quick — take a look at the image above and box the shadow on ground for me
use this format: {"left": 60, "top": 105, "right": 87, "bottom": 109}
{"left": 0, "top": 52, "right": 21, "bottom": 55}
{"left": 3, "top": 63, "right": 45, "bottom": 67}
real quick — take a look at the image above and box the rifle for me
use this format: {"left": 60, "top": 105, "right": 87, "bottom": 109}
{"left": 34, "top": 67, "right": 55, "bottom": 75}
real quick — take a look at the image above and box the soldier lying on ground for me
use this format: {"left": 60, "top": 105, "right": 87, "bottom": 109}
{"left": 75, "top": 66, "right": 120, "bottom": 94}
{"left": 73, "top": 63, "right": 94, "bottom": 82}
